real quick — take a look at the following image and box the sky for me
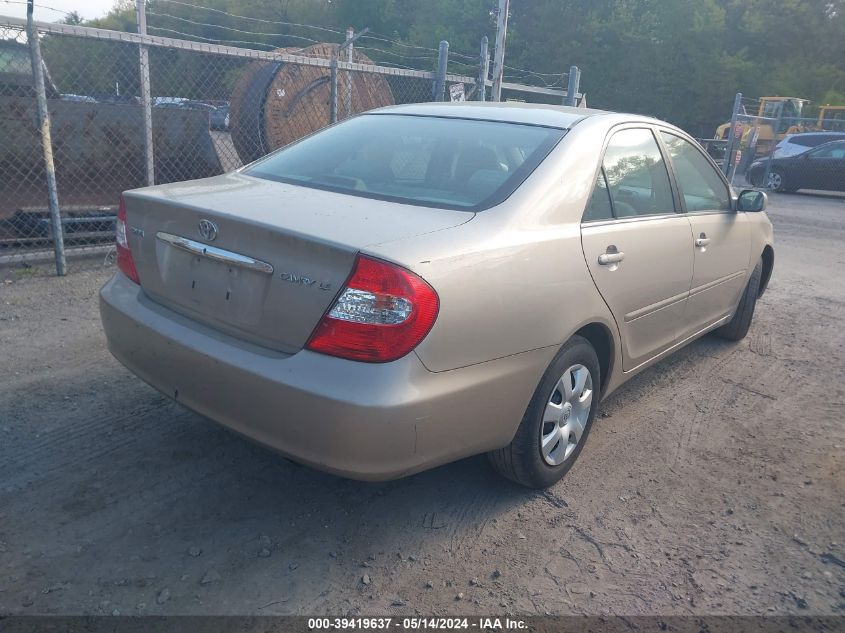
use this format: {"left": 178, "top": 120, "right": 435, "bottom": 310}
{"left": 0, "top": 0, "right": 114, "bottom": 22}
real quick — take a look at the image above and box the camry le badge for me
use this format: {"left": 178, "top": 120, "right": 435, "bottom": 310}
{"left": 280, "top": 272, "right": 332, "bottom": 291}
{"left": 198, "top": 219, "right": 218, "bottom": 242}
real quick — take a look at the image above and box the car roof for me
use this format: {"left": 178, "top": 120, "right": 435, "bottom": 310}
{"left": 368, "top": 102, "right": 612, "bottom": 129}
{"left": 785, "top": 132, "right": 845, "bottom": 139}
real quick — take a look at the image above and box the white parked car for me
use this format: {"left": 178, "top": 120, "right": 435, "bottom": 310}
{"left": 772, "top": 132, "right": 845, "bottom": 158}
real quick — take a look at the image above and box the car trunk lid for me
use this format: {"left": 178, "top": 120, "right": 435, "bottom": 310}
{"left": 123, "top": 172, "right": 472, "bottom": 353}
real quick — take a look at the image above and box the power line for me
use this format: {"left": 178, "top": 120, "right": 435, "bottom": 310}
{"left": 0, "top": 0, "right": 70, "bottom": 17}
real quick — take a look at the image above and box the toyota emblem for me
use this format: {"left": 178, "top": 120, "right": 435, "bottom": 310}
{"left": 198, "top": 219, "right": 218, "bottom": 242}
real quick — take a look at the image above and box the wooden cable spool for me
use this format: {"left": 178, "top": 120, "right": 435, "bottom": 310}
{"left": 230, "top": 44, "right": 395, "bottom": 164}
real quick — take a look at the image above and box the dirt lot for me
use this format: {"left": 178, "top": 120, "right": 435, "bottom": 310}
{"left": 0, "top": 192, "right": 843, "bottom": 617}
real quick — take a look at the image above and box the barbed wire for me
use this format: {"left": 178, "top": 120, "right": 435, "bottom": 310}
{"left": 349, "top": 50, "right": 421, "bottom": 72}
{"left": 147, "top": 10, "right": 326, "bottom": 47}
{"left": 351, "top": 44, "right": 437, "bottom": 63}
{"left": 153, "top": 1, "right": 483, "bottom": 65}
{"left": 356, "top": 32, "right": 439, "bottom": 54}
{"left": 359, "top": 33, "right": 480, "bottom": 63}
{"left": 145, "top": 25, "right": 280, "bottom": 49}
{"left": 502, "top": 64, "right": 564, "bottom": 78}
{"left": 155, "top": 0, "right": 346, "bottom": 37}
{"left": 501, "top": 64, "right": 568, "bottom": 87}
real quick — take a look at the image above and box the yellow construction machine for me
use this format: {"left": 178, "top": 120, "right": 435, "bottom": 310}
{"left": 715, "top": 97, "right": 809, "bottom": 156}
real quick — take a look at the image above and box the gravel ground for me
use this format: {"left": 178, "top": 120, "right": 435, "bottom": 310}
{"left": 0, "top": 192, "right": 843, "bottom": 617}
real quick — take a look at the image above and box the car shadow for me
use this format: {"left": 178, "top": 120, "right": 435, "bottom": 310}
{"left": 0, "top": 331, "right": 739, "bottom": 614}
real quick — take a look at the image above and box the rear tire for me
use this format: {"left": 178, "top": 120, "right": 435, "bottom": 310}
{"left": 715, "top": 257, "right": 763, "bottom": 341}
{"left": 488, "top": 336, "right": 600, "bottom": 489}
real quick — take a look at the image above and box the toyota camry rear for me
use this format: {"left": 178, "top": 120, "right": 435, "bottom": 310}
{"left": 100, "top": 103, "right": 774, "bottom": 487}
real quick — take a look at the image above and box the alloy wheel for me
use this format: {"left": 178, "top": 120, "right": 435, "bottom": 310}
{"left": 767, "top": 171, "right": 783, "bottom": 191}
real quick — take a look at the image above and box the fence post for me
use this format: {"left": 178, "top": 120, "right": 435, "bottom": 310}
{"left": 330, "top": 55, "right": 338, "bottom": 124}
{"left": 491, "top": 0, "right": 509, "bottom": 102}
{"left": 433, "top": 40, "right": 449, "bottom": 102}
{"left": 26, "top": 0, "right": 66, "bottom": 276}
{"left": 136, "top": 0, "right": 154, "bottom": 186}
{"left": 564, "top": 65, "right": 580, "bottom": 107}
{"left": 344, "top": 27, "right": 353, "bottom": 117}
{"left": 723, "top": 92, "right": 742, "bottom": 177}
{"left": 761, "top": 100, "right": 784, "bottom": 190}
{"left": 477, "top": 36, "right": 489, "bottom": 102}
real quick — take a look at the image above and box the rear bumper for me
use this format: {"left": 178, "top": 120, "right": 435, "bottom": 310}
{"left": 99, "top": 273, "right": 554, "bottom": 480}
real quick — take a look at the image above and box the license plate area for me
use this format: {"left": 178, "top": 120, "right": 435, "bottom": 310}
{"left": 155, "top": 236, "right": 271, "bottom": 326}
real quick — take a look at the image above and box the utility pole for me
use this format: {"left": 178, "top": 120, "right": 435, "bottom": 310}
{"left": 136, "top": 0, "right": 154, "bottom": 186}
{"left": 491, "top": 0, "right": 509, "bottom": 102}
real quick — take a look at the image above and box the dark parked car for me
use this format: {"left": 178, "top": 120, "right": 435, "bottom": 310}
{"left": 153, "top": 99, "right": 229, "bottom": 130}
{"left": 748, "top": 140, "right": 845, "bottom": 193}
{"left": 209, "top": 103, "right": 230, "bottom": 131}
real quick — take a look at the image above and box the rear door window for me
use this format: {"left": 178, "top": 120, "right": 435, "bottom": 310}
{"left": 809, "top": 141, "right": 845, "bottom": 158}
{"left": 794, "top": 135, "right": 840, "bottom": 148}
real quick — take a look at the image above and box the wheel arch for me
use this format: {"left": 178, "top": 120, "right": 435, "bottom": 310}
{"left": 573, "top": 322, "right": 615, "bottom": 397}
{"left": 759, "top": 245, "right": 774, "bottom": 297}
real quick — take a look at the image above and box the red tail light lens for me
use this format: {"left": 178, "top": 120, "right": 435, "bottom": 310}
{"left": 116, "top": 195, "right": 140, "bottom": 284}
{"left": 306, "top": 255, "right": 439, "bottom": 363}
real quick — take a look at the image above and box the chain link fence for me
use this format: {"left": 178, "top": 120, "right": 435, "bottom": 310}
{"left": 0, "top": 15, "right": 581, "bottom": 272}
{"left": 713, "top": 94, "right": 845, "bottom": 194}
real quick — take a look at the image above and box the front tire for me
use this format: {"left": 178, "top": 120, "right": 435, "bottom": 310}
{"left": 488, "top": 336, "right": 600, "bottom": 488}
{"left": 715, "top": 257, "right": 763, "bottom": 341}
{"left": 768, "top": 167, "right": 796, "bottom": 193}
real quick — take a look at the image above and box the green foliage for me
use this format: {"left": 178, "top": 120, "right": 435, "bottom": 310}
{"left": 37, "top": 0, "right": 845, "bottom": 136}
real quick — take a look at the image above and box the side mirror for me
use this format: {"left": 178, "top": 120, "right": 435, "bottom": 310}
{"left": 736, "top": 189, "right": 767, "bottom": 212}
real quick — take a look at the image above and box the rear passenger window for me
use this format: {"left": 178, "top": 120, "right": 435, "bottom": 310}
{"left": 660, "top": 132, "right": 731, "bottom": 212}
{"left": 602, "top": 129, "right": 675, "bottom": 217}
{"left": 796, "top": 135, "right": 834, "bottom": 148}
{"left": 582, "top": 169, "right": 613, "bottom": 222}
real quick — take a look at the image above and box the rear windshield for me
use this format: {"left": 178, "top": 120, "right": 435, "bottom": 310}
{"left": 793, "top": 134, "right": 845, "bottom": 147}
{"left": 246, "top": 113, "right": 565, "bottom": 211}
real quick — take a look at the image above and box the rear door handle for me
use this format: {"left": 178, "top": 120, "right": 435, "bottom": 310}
{"left": 598, "top": 251, "right": 625, "bottom": 265}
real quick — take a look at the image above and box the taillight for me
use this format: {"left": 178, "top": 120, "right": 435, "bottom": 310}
{"left": 306, "top": 255, "right": 439, "bottom": 363}
{"left": 116, "top": 195, "right": 140, "bottom": 284}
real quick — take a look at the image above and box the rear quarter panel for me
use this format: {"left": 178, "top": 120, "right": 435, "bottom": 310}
{"left": 370, "top": 115, "right": 622, "bottom": 376}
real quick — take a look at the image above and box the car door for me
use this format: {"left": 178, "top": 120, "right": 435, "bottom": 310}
{"left": 581, "top": 127, "right": 694, "bottom": 371}
{"left": 659, "top": 131, "right": 751, "bottom": 336}
{"left": 802, "top": 141, "right": 845, "bottom": 191}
